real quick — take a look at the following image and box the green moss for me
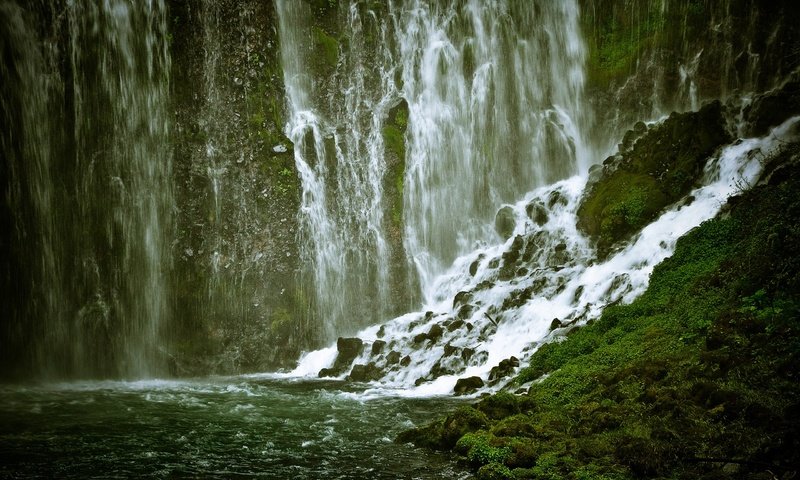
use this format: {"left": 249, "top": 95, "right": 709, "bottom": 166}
{"left": 577, "top": 101, "right": 730, "bottom": 256}
{"left": 476, "top": 462, "right": 514, "bottom": 480}
{"left": 383, "top": 101, "right": 408, "bottom": 228}
{"left": 312, "top": 26, "right": 339, "bottom": 71}
{"left": 392, "top": 169, "right": 404, "bottom": 225}
{"left": 584, "top": 4, "right": 664, "bottom": 86}
{"left": 456, "top": 432, "right": 512, "bottom": 466}
{"left": 382, "top": 124, "right": 405, "bottom": 160}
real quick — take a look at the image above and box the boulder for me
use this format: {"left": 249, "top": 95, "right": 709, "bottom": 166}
{"left": 453, "top": 291, "right": 473, "bottom": 308}
{"left": 454, "top": 376, "right": 485, "bottom": 395}
{"left": 337, "top": 337, "right": 362, "bottom": 360}
{"left": 386, "top": 350, "right": 401, "bottom": 365}
{"left": 443, "top": 343, "right": 459, "bottom": 357}
{"left": 526, "top": 200, "right": 549, "bottom": 225}
{"left": 494, "top": 206, "right": 515, "bottom": 240}
{"left": 488, "top": 356, "right": 520, "bottom": 382}
{"left": 371, "top": 340, "right": 386, "bottom": 355}
{"left": 427, "top": 324, "right": 444, "bottom": 342}
{"left": 457, "top": 304, "right": 474, "bottom": 320}
{"left": 548, "top": 189, "right": 568, "bottom": 208}
{"left": 469, "top": 259, "right": 480, "bottom": 276}
{"left": 502, "top": 235, "right": 525, "bottom": 264}
{"left": 331, "top": 337, "right": 363, "bottom": 373}
{"left": 447, "top": 319, "right": 465, "bottom": 332}
{"left": 348, "top": 362, "right": 382, "bottom": 382}
{"left": 461, "top": 347, "right": 475, "bottom": 362}
{"left": 318, "top": 367, "right": 337, "bottom": 378}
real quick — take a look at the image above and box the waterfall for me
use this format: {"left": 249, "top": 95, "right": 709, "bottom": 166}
{"left": 282, "top": 0, "right": 800, "bottom": 393}
{"left": 397, "top": 0, "right": 590, "bottom": 292}
{"left": 277, "top": 0, "right": 400, "bottom": 342}
{"left": 277, "top": 0, "right": 591, "bottom": 343}
{"left": 0, "top": 0, "right": 172, "bottom": 379}
{"left": 292, "top": 115, "right": 799, "bottom": 394}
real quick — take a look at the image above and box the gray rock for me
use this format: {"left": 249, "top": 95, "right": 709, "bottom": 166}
{"left": 348, "top": 362, "right": 382, "bottom": 382}
{"left": 526, "top": 200, "right": 548, "bottom": 226}
{"left": 494, "top": 206, "right": 515, "bottom": 240}
{"left": 427, "top": 324, "right": 444, "bottom": 341}
{"left": 453, "top": 291, "right": 473, "bottom": 308}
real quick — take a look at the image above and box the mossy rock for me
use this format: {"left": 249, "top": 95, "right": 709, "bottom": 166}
{"left": 383, "top": 99, "right": 408, "bottom": 230}
{"left": 396, "top": 406, "right": 489, "bottom": 450}
{"left": 577, "top": 100, "right": 731, "bottom": 256}
{"left": 475, "top": 392, "right": 528, "bottom": 420}
{"left": 476, "top": 462, "right": 514, "bottom": 480}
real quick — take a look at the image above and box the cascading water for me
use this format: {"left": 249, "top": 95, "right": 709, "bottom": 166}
{"left": 0, "top": 0, "right": 172, "bottom": 379}
{"left": 277, "top": 0, "right": 402, "bottom": 342}
{"left": 398, "top": 0, "right": 590, "bottom": 288}
{"left": 277, "top": 0, "right": 592, "bottom": 343}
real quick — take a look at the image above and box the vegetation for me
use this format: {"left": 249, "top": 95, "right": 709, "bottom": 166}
{"left": 398, "top": 146, "right": 800, "bottom": 479}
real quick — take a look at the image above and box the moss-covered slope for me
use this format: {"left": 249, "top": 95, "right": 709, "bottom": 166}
{"left": 577, "top": 101, "right": 730, "bottom": 257}
{"left": 398, "top": 146, "right": 800, "bottom": 479}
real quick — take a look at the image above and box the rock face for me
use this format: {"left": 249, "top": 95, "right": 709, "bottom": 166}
{"left": 582, "top": 0, "right": 800, "bottom": 154}
{"left": 744, "top": 73, "right": 800, "bottom": 136}
{"left": 167, "top": 0, "right": 302, "bottom": 374}
{"left": 577, "top": 101, "right": 731, "bottom": 257}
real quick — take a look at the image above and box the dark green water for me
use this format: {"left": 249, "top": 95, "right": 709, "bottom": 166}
{"left": 0, "top": 377, "right": 471, "bottom": 479}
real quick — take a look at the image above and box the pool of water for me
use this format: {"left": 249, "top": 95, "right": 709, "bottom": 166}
{"left": 0, "top": 377, "right": 472, "bottom": 479}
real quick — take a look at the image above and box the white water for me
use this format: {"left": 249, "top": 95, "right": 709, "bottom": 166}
{"left": 292, "top": 116, "right": 799, "bottom": 396}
